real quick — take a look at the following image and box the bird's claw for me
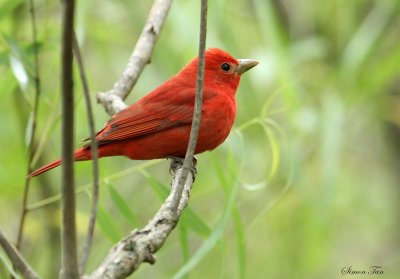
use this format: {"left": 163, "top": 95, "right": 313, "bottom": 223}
{"left": 168, "top": 156, "right": 184, "bottom": 175}
{"left": 168, "top": 156, "right": 197, "bottom": 180}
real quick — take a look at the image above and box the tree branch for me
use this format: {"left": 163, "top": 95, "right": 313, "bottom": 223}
{"left": 172, "top": 0, "right": 207, "bottom": 212}
{"left": 0, "top": 230, "right": 40, "bottom": 279}
{"left": 16, "top": 0, "right": 42, "bottom": 250}
{"left": 83, "top": 167, "right": 193, "bottom": 279}
{"left": 96, "top": 0, "right": 172, "bottom": 116}
{"left": 84, "top": 0, "right": 208, "bottom": 277}
{"left": 60, "top": 0, "right": 79, "bottom": 278}
{"left": 73, "top": 34, "right": 100, "bottom": 275}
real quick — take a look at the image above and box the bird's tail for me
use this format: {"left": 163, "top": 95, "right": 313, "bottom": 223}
{"left": 28, "top": 159, "right": 62, "bottom": 178}
{"left": 27, "top": 147, "right": 91, "bottom": 178}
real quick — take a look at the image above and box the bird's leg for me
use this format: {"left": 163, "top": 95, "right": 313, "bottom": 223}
{"left": 168, "top": 156, "right": 184, "bottom": 174}
{"left": 167, "top": 156, "right": 197, "bottom": 179}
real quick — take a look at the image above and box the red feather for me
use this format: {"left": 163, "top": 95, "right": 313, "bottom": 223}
{"left": 29, "top": 48, "right": 257, "bottom": 177}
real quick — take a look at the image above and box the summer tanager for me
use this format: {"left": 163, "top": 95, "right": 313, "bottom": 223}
{"left": 29, "top": 48, "right": 258, "bottom": 178}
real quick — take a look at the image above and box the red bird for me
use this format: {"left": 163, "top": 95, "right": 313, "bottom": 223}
{"left": 29, "top": 48, "right": 258, "bottom": 177}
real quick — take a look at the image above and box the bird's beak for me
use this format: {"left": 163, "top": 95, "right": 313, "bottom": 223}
{"left": 236, "top": 59, "right": 259, "bottom": 75}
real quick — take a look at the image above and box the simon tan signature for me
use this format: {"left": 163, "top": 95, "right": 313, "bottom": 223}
{"left": 341, "top": 266, "right": 384, "bottom": 276}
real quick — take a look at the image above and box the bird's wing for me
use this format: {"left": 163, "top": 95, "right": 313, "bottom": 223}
{"left": 92, "top": 94, "right": 196, "bottom": 145}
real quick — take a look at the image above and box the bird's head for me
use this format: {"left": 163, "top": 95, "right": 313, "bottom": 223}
{"left": 180, "top": 48, "right": 259, "bottom": 95}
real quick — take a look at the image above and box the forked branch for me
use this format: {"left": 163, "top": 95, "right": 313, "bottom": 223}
{"left": 96, "top": 0, "right": 172, "bottom": 116}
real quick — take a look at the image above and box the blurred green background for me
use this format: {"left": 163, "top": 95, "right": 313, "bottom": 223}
{"left": 1, "top": 0, "right": 399, "bottom": 278}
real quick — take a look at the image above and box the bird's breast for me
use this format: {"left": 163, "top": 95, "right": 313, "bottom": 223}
{"left": 196, "top": 94, "right": 236, "bottom": 152}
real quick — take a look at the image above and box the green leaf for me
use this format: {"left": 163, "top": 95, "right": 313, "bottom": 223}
{"left": 0, "top": 50, "right": 8, "bottom": 65}
{"left": 142, "top": 171, "right": 169, "bottom": 200}
{"left": 181, "top": 207, "right": 210, "bottom": 238}
{"left": 172, "top": 179, "right": 240, "bottom": 279}
{"left": 209, "top": 152, "right": 228, "bottom": 190}
{"left": 9, "top": 54, "right": 28, "bottom": 91}
{"left": 0, "top": 0, "right": 23, "bottom": 20}
{"left": 0, "top": 70, "right": 17, "bottom": 96}
{"left": 97, "top": 205, "right": 121, "bottom": 243}
{"left": 362, "top": 44, "right": 400, "bottom": 94}
{"left": 232, "top": 207, "right": 246, "bottom": 279}
{"left": 0, "top": 250, "right": 22, "bottom": 279}
{"left": 24, "top": 42, "right": 43, "bottom": 56}
{"left": 261, "top": 121, "right": 280, "bottom": 179}
{"left": 143, "top": 171, "right": 211, "bottom": 237}
{"left": 341, "top": 2, "right": 395, "bottom": 78}
{"left": 210, "top": 148, "right": 246, "bottom": 278}
{"left": 107, "top": 184, "right": 140, "bottom": 227}
{"left": 4, "top": 36, "right": 35, "bottom": 76}
{"left": 178, "top": 224, "right": 190, "bottom": 265}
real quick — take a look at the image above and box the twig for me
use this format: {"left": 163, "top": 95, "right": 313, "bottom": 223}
{"left": 16, "top": 0, "right": 41, "bottom": 250}
{"left": 84, "top": 0, "right": 208, "bottom": 277}
{"left": 26, "top": 160, "right": 160, "bottom": 211}
{"left": 173, "top": 0, "right": 207, "bottom": 212}
{"left": 96, "top": 0, "right": 172, "bottom": 116}
{"left": 0, "top": 230, "right": 40, "bottom": 279}
{"left": 73, "top": 34, "right": 100, "bottom": 274}
{"left": 60, "top": 0, "right": 79, "bottom": 278}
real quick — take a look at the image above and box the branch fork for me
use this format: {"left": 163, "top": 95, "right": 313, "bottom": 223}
{"left": 96, "top": 0, "right": 172, "bottom": 116}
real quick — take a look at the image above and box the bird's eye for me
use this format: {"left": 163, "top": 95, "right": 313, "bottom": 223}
{"left": 220, "top": 63, "right": 231, "bottom": 72}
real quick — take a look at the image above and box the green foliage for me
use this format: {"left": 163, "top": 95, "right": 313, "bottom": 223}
{"left": 108, "top": 184, "right": 140, "bottom": 227}
{"left": 97, "top": 205, "right": 122, "bottom": 243}
{"left": 0, "top": 250, "right": 22, "bottom": 279}
{"left": 143, "top": 171, "right": 211, "bottom": 237}
{"left": 0, "top": 0, "right": 399, "bottom": 278}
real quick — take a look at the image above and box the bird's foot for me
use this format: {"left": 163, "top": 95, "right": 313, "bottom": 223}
{"left": 168, "top": 156, "right": 184, "bottom": 174}
{"left": 168, "top": 156, "right": 197, "bottom": 179}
